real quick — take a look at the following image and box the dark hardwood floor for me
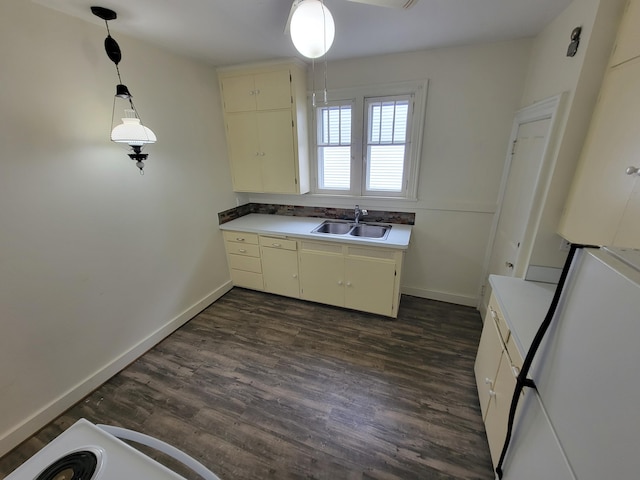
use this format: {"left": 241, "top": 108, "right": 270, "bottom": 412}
{"left": 0, "top": 289, "right": 494, "bottom": 479}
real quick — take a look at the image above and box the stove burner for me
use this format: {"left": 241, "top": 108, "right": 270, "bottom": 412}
{"left": 35, "top": 451, "right": 98, "bottom": 480}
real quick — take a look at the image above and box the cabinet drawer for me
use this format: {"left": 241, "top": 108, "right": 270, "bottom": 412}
{"left": 347, "top": 245, "right": 396, "bottom": 260}
{"left": 300, "top": 240, "right": 343, "bottom": 255}
{"left": 225, "top": 242, "right": 260, "bottom": 257}
{"left": 228, "top": 254, "right": 262, "bottom": 273}
{"left": 488, "top": 294, "right": 510, "bottom": 343}
{"left": 259, "top": 236, "right": 297, "bottom": 251}
{"left": 230, "top": 269, "right": 264, "bottom": 290}
{"left": 223, "top": 231, "right": 259, "bottom": 245}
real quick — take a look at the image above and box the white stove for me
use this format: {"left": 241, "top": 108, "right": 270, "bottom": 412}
{"left": 5, "top": 419, "right": 220, "bottom": 480}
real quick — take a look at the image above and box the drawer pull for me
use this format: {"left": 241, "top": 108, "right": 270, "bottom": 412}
{"left": 271, "top": 243, "right": 282, "bottom": 247}
{"left": 490, "top": 307, "right": 498, "bottom": 320}
{"left": 235, "top": 237, "right": 245, "bottom": 242}
{"left": 238, "top": 249, "right": 247, "bottom": 253}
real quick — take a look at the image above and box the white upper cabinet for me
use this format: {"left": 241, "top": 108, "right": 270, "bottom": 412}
{"left": 218, "top": 61, "right": 310, "bottom": 194}
{"left": 559, "top": 7, "right": 640, "bottom": 249}
{"left": 610, "top": 0, "right": 640, "bottom": 67}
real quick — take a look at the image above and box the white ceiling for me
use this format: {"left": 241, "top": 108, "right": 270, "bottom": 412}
{"left": 34, "top": 0, "right": 572, "bottom": 66}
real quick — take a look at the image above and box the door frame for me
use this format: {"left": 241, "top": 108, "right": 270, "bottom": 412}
{"left": 478, "top": 93, "right": 565, "bottom": 313}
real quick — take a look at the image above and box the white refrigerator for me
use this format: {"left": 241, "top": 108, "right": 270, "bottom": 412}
{"left": 500, "top": 247, "right": 640, "bottom": 479}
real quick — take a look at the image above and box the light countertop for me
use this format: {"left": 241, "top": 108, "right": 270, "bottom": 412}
{"left": 219, "top": 214, "right": 412, "bottom": 249}
{"left": 489, "top": 275, "right": 557, "bottom": 359}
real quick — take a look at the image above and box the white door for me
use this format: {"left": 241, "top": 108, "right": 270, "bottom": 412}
{"left": 487, "top": 117, "right": 551, "bottom": 278}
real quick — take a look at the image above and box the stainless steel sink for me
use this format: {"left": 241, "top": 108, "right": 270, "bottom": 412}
{"left": 350, "top": 224, "right": 390, "bottom": 239}
{"left": 312, "top": 220, "right": 391, "bottom": 240}
{"left": 313, "top": 221, "right": 354, "bottom": 235}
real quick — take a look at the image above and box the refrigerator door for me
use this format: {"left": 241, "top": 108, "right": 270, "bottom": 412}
{"left": 530, "top": 248, "right": 640, "bottom": 480}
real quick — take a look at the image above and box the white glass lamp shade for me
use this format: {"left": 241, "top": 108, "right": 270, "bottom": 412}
{"left": 111, "top": 116, "right": 157, "bottom": 146}
{"left": 290, "top": 0, "right": 335, "bottom": 59}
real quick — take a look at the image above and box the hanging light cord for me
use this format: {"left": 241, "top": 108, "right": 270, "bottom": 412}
{"left": 311, "top": 0, "right": 329, "bottom": 108}
{"left": 321, "top": 0, "right": 328, "bottom": 104}
{"left": 102, "top": 18, "right": 138, "bottom": 113}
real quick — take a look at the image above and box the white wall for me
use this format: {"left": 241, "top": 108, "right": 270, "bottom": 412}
{"left": 520, "top": 0, "right": 625, "bottom": 270}
{"left": 478, "top": 0, "right": 625, "bottom": 315}
{"left": 250, "top": 40, "right": 532, "bottom": 306}
{"left": 0, "top": 1, "right": 236, "bottom": 455}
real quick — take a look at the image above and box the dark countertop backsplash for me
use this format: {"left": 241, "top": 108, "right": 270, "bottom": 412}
{"left": 218, "top": 203, "right": 415, "bottom": 226}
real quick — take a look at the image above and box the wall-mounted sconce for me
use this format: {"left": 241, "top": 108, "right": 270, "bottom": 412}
{"left": 91, "top": 6, "right": 156, "bottom": 174}
{"left": 566, "top": 26, "right": 582, "bottom": 57}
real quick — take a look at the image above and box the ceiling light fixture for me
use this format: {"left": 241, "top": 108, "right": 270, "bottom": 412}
{"left": 289, "top": 0, "right": 335, "bottom": 59}
{"left": 91, "top": 6, "right": 156, "bottom": 174}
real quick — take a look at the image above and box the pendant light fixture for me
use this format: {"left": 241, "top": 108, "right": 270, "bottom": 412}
{"left": 91, "top": 6, "right": 156, "bottom": 174}
{"left": 286, "top": 0, "right": 334, "bottom": 107}
{"left": 289, "top": 0, "right": 335, "bottom": 59}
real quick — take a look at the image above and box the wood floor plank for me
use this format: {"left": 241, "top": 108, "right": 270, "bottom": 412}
{"left": 0, "top": 289, "right": 494, "bottom": 479}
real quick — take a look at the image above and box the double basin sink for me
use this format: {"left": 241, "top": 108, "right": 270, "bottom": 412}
{"left": 311, "top": 220, "right": 392, "bottom": 240}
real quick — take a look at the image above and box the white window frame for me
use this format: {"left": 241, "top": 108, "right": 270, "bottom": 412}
{"left": 311, "top": 80, "right": 428, "bottom": 200}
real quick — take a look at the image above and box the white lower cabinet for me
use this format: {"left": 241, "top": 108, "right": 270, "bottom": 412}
{"left": 259, "top": 236, "right": 300, "bottom": 298}
{"left": 475, "top": 293, "right": 524, "bottom": 467}
{"left": 223, "top": 231, "right": 264, "bottom": 290}
{"left": 298, "top": 240, "right": 403, "bottom": 317}
{"left": 298, "top": 241, "right": 344, "bottom": 307}
{"left": 223, "top": 232, "right": 404, "bottom": 317}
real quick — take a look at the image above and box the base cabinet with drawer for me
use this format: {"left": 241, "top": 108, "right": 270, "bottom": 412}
{"left": 223, "top": 231, "right": 264, "bottom": 290}
{"left": 260, "top": 236, "right": 300, "bottom": 298}
{"left": 474, "top": 293, "right": 523, "bottom": 466}
{"left": 298, "top": 240, "right": 403, "bottom": 318}
{"left": 223, "top": 229, "right": 406, "bottom": 318}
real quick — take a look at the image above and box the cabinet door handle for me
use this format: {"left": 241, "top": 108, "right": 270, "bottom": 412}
{"left": 626, "top": 166, "right": 639, "bottom": 175}
{"left": 292, "top": 274, "right": 297, "bottom": 278}
{"left": 489, "top": 389, "right": 497, "bottom": 397}
{"left": 337, "top": 280, "right": 343, "bottom": 285}
{"left": 346, "top": 281, "right": 352, "bottom": 287}
{"left": 485, "top": 377, "right": 493, "bottom": 387}
{"left": 489, "top": 307, "right": 498, "bottom": 320}
{"left": 505, "top": 261, "right": 514, "bottom": 269}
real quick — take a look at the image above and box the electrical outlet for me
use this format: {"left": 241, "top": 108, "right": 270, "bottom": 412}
{"left": 559, "top": 238, "right": 571, "bottom": 251}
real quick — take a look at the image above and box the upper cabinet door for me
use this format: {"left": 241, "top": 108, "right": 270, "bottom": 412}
{"left": 611, "top": 0, "right": 640, "bottom": 67}
{"left": 221, "top": 70, "right": 292, "bottom": 113}
{"left": 254, "top": 70, "right": 292, "bottom": 111}
{"left": 559, "top": 57, "right": 640, "bottom": 247}
{"left": 220, "top": 75, "right": 257, "bottom": 113}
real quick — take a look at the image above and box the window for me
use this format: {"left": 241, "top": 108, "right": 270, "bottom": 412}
{"left": 313, "top": 81, "right": 426, "bottom": 199}
{"left": 317, "top": 103, "right": 352, "bottom": 190}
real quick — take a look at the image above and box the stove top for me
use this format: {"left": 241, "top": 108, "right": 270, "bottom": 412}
{"left": 5, "top": 419, "right": 188, "bottom": 479}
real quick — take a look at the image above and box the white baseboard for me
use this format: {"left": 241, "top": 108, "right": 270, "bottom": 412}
{"left": 401, "top": 285, "right": 478, "bottom": 308}
{"left": 0, "top": 281, "right": 233, "bottom": 458}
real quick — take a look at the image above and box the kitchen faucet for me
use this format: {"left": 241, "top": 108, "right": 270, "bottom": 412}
{"left": 354, "top": 205, "right": 368, "bottom": 225}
